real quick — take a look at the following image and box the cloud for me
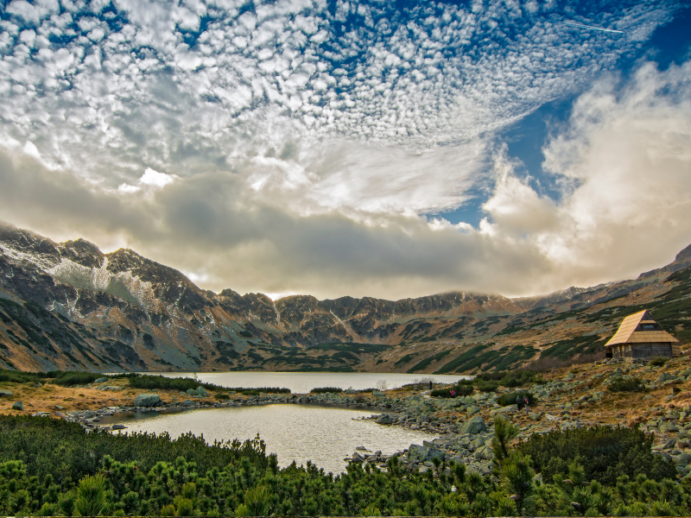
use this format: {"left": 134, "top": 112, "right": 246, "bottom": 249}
{"left": 0, "top": 1, "right": 689, "bottom": 300}
{"left": 480, "top": 60, "right": 691, "bottom": 293}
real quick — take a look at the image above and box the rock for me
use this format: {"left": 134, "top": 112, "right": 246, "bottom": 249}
{"left": 112, "top": 424, "right": 127, "bottom": 430}
{"left": 180, "top": 400, "right": 196, "bottom": 407}
{"left": 54, "top": 405, "right": 64, "bottom": 410}
{"left": 85, "top": 410, "right": 95, "bottom": 418}
{"left": 674, "top": 453, "right": 691, "bottom": 466}
{"left": 134, "top": 393, "right": 162, "bottom": 407}
{"left": 94, "top": 377, "right": 109, "bottom": 384}
{"left": 377, "top": 415, "right": 394, "bottom": 425}
{"left": 466, "top": 405, "right": 481, "bottom": 416}
{"left": 407, "top": 444, "right": 444, "bottom": 462}
{"left": 186, "top": 388, "right": 201, "bottom": 397}
{"left": 355, "top": 446, "right": 369, "bottom": 451}
{"left": 662, "top": 438, "right": 677, "bottom": 450}
{"left": 372, "top": 390, "right": 386, "bottom": 398}
{"left": 0, "top": 389, "right": 14, "bottom": 397}
{"left": 460, "top": 416, "right": 487, "bottom": 434}
{"left": 196, "top": 386, "right": 210, "bottom": 397}
{"left": 103, "top": 386, "right": 122, "bottom": 391}
{"left": 12, "top": 401, "right": 23, "bottom": 411}
{"left": 32, "top": 412, "right": 50, "bottom": 417}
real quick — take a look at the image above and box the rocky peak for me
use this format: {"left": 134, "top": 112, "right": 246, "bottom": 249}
{"left": 57, "top": 239, "right": 104, "bottom": 269}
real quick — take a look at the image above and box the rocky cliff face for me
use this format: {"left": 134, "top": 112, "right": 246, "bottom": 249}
{"left": 1, "top": 223, "right": 690, "bottom": 374}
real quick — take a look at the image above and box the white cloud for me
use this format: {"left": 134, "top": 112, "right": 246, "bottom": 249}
{"left": 140, "top": 168, "right": 176, "bottom": 188}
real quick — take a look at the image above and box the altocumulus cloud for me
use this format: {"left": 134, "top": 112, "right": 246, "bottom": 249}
{"left": 0, "top": 0, "right": 689, "bottom": 299}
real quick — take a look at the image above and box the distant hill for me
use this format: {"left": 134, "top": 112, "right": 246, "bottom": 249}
{"left": 1, "top": 222, "right": 690, "bottom": 373}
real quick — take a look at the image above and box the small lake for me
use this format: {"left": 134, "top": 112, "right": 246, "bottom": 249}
{"left": 143, "top": 371, "right": 467, "bottom": 393}
{"left": 106, "top": 404, "right": 438, "bottom": 474}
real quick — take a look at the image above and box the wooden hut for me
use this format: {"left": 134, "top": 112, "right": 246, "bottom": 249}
{"left": 604, "top": 310, "right": 680, "bottom": 360}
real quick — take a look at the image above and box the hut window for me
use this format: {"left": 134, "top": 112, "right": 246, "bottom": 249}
{"left": 639, "top": 324, "right": 660, "bottom": 331}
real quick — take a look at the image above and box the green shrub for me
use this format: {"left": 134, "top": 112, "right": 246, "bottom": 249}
{"left": 516, "top": 425, "right": 676, "bottom": 485}
{"left": 311, "top": 387, "right": 343, "bottom": 394}
{"left": 649, "top": 357, "right": 668, "bottom": 367}
{"left": 497, "top": 391, "right": 538, "bottom": 407}
{"left": 476, "top": 380, "right": 499, "bottom": 392}
{"left": 431, "top": 384, "right": 474, "bottom": 398}
{"left": 608, "top": 378, "right": 646, "bottom": 392}
{"left": 214, "top": 394, "right": 230, "bottom": 400}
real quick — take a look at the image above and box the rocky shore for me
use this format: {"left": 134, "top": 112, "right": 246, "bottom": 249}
{"left": 4, "top": 356, "right": 691, "bottom": 478}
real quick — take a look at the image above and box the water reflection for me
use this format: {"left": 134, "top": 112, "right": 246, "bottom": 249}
{"left": 107, "top": 404, "right": 437, "bottom": 473}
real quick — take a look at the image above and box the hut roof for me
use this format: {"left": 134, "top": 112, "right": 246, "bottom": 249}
{"left": 605, "top": 310, "right": 679, "bottom": 347}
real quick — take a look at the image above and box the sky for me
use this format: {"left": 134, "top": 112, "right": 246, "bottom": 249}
{"left": 0, "top": 0, "right": 690, "bottom": 301}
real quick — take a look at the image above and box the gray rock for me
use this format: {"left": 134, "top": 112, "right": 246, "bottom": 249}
{"left": 180, "top": 400, "right": 196, "bottom": 407}
{"left": 407, "top": 444, "right": 444, "bottom": 462}
{"left": 461, "top": 416, "right": 487, "bottom": 434}
{"left": 372, "top": 390, "right": 386, "bottom": 398}
{"left": 196, "top": 386, "right": 210, "bottom": 397}
{"left": 94, "top": 377, "right": 109, "bottom": 384}
{"left": 32, "top": 412, "right": 50, "bottom": 417}
{"left": 112, "top": 424, "right": 127, "bottom": 430}
{"left": 466, "top": 405, "right": 481, "bottom": 416}
{"left": 186, "top": 388, "right": 200, "bottom": 397}
{"left": 377, "top": 415, "right": 394, "bottom": 425}
{"left": 0, "top": 389, "right": 14, "bottom": 397}
{"left": 672, "top": 452, "right": 691, "bottom": 465}
{"left": 134, "top": 393, "right": 162, "bottom": 407}
{"left": 85, "top": 410, "right": 95, "bottom": 418}
{"left": 12, "top": 401, "right": 23, "bottom": 411}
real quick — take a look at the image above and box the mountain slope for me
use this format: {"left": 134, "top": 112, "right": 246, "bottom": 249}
{"left": 1, "top": 222, "right": 690, "bottom": 373}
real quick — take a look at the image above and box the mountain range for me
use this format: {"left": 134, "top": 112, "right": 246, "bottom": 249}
{"left": 1, "top": 222, "right": 691, "bottom": 373}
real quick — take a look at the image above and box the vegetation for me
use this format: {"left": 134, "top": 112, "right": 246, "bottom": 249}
{"left": 0, "top": 369, "right": 102, "bottom": 386}
{"left": 650, "top": 357, "right": 668, "bottom": 367}
{"left": 124, "top": 374, "right": 290, "bottom": 395}
{"left": 310, "top": 387, "right": 343, "bottom": 394}
{"left": 0, "top": 416, "right": 687, "bottom": 517}
{"left": 497, "top": 391, "right": 538, "bottom": 407}
{"left": 608, "top": 378, "right": 647, "bottom": 392}
{"left": 516, "top": 425, "right": 676, "bottom": 486}
{"left": 430, "top": 384, "right": 473, "bottom": 398}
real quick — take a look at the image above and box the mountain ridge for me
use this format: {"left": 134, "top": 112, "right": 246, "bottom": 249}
{"left": 1, "top": 221, "right": 691, "bottom": 374}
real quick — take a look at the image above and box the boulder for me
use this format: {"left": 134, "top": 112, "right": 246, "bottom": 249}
{"left": 12, "top": 401, "right": 23, "bottom": 411}
{"left": 186, "top": 388, "right": 200, "bottom": 397}
{"left": 376, "top": 415, "right": 394, "bottom": 425}
{"left": 180, "top": 400, "right": 196, "bottom": 407}
{"left": 407, "top": 444, "right": 444, "bottom": 462}
{"left": 0, "top": 389, "right": 13, "bottom": 397}
{"left": 466, "top": 405, "right": 481, "bottom": 416}
{"left": 196, "top": 386, "right": 210, "bottom": 397}
{"left": 112, "top": 424, "right": 127, "bottom": 430}
{"left": 675, "top": 453, "right": 691, "bottom": 466}
{"left": 460, "top": 416, "right": 487, "bottom": 434}
{"left": 134, "top": 393, "right": 161, "bottom": 407}
{"left": 94, "top": 377, "right": 109, "bottom": 384}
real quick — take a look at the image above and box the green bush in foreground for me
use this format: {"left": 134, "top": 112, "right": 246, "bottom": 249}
{"left": 0, "top": 416, "right": 686, "bottom": 517}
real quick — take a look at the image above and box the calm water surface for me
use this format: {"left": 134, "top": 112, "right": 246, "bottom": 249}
{"left": 145, "top": 371, "right": 466, "bottom": 393}
{"left": 107, "top": 404, "right": 438, "bottom": 474}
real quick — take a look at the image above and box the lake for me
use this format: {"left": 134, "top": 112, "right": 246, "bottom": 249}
{"left": 105, "top": 404, "right": 438, "bottom": 474}
{"left": 143, "top": 371, "right": 467, "bottom": 393}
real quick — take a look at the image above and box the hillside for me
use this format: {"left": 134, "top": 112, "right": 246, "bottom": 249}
{"left": 1, "top": 222, "right": 691, "bottom": 373}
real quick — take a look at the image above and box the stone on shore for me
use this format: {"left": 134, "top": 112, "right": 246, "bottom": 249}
{"left": 460, "top": 416, "right": 487, "bottom": 434}
{"left": 196, "top": 386, "right": 210, "bottom": 397}
{"left": 134, "top": 393, "right": 161, "bottom": 407}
